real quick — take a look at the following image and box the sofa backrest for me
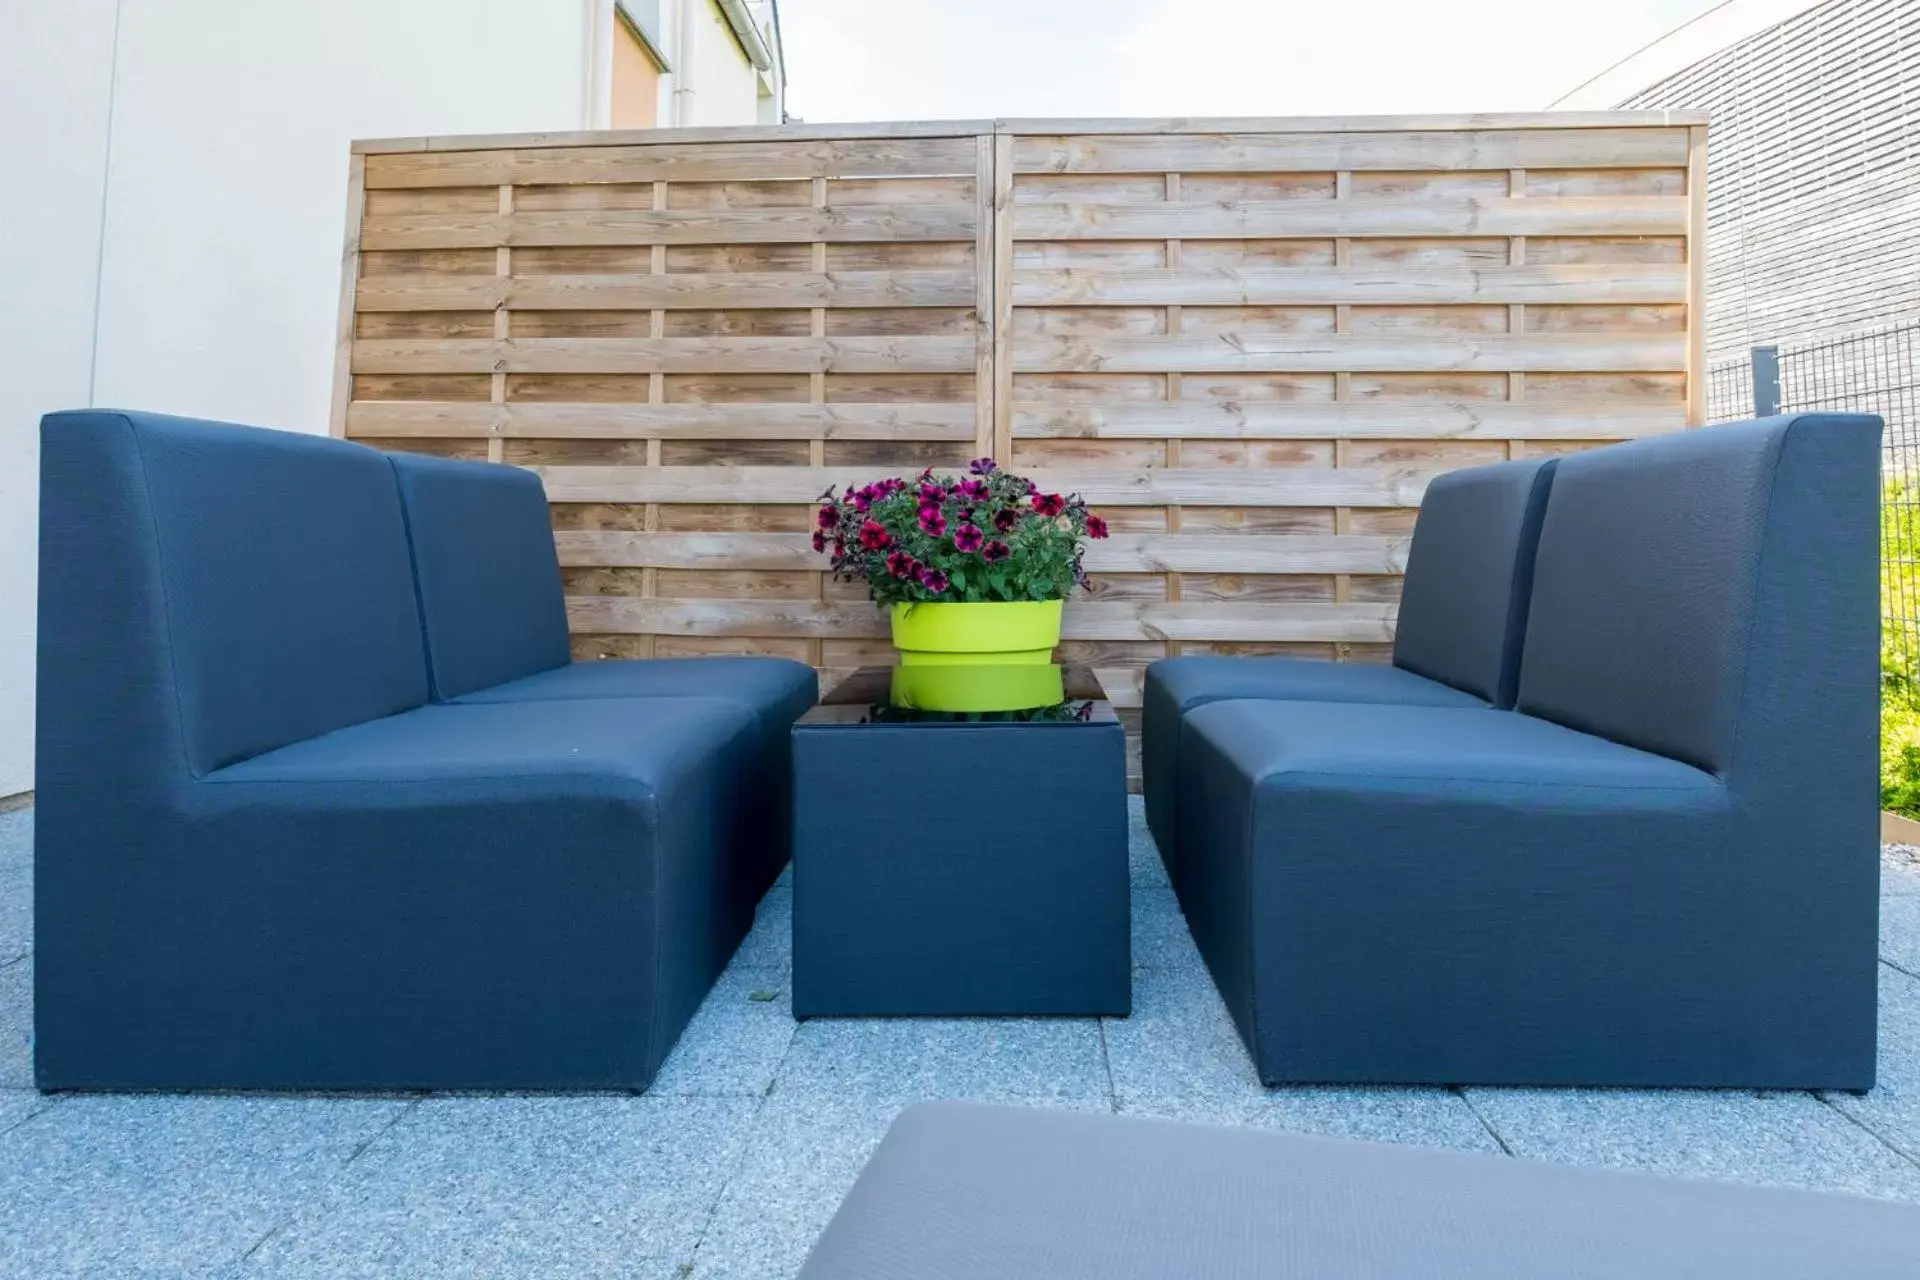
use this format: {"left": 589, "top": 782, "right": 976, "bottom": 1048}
{"left": 38, "top": 411, "right": 430, "bottom": 780}
{"left": 1516, "top": 415, "right": 1880, "bottom": 780}
{"left": 1392, "top": 457, "right": 1556, "bottom": 708}
{"left": 388, "top": 453, "right": 572, "bottom": 700}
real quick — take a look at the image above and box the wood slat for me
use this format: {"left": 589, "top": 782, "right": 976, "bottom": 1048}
{"left": 1012, "top": 333, "right": 1685, "bottom": 374}
{"left": 557, "top": 530, "right": 1407, "bottom": 574}
{"left": 363, "top": 138, "right": 982, "bottom": 188}
{"left": 1012, "top": 128, "right": 1692, "bottom": 174}
{"left": 351, "top": 336, "right": 977, "bottom": 375}
{"left": 570, "top": 596, "right": 1398, "bottom": 642}
{"left": 1012, "top": 197, "right": 1686, "bottom": 240}
{"left": 1014, "top": 400, "right": 1684, "bottom": 439}
{"left": 345, "top": 401, "right": 976, "bottom": 439}
{"left": 355, "top": 270, "right": 978, "bottom": 312}
{"left": 1012, "top": 264, "right": 1686, "bottom": 306}
{"left": 361, "top": 206, "right": 979, "bottom": 251}
{"left": 533, "top": 465, "right": 1436, "bottom": 506}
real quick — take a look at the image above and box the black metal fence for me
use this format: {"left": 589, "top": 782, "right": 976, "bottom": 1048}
{"left": 1708, "top": 322, "right": 1920, "bottom": 671}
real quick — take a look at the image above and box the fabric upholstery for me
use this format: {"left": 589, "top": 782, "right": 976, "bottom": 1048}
{"left": 797, "top": 1102, "right": 1920, "bottom": 1279}
{"left": 388, "top": 452, "right": 572, "bottom": 700}
{"left": 43, "top": 411, "right": 428, "bottom": 776}
{"left": 453, "top": 654, "right": 817, "bottom": 904}
{"left": 1140, "top": 657, "right": 1479, "bottom": 890}
{"left": 1393, "top": 455, "right": 1556, "bottom": 707}
{"left": 35, "top": 409, "right": 770, "bottom": 1090}
{"left": 1170, "top": 415, "right": 1882, "bottom": 1089}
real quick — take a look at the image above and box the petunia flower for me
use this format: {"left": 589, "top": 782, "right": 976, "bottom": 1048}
{"left": 850, "top": 487, "right": 873, "bottom": 513}
{"left": 886, "top": 550, "right": 917, "bottom": 578}
{"left": 957, "top": 478, "right": 989, "bottom": 503}
{"left": 859, "top": 519, "right": 892, "bottom": 550}
{"left": 918, "top": 506, "right": 948, "bottom": 537}
{"left": 982, "top": 540, "right": 1010, "bottom": 563}
{"left": 919, "top": 482, "right": 946, "bottom": 505}
{"left": 817, "top": 504, "right": 840, "bottom": 530}
{"left": 969, "top": 457, "right": 997, "bottom": 475}
{"left": 812, "top": 531, "right": 828, "bottom": 552}
{"left": 992, "top": 508, "right": 1019, "bottom": 533}
{"left": 953, "top": 523, "right": 985, "bottom": 553}
{"left": 1031, "top": 492, "right": 1066, "bottom": 518}
{"left": 918, "top": 566, "right": 950, "bottom": 594}
{"left": 1086, "top": 514, "right": 1110, "bottom": 539}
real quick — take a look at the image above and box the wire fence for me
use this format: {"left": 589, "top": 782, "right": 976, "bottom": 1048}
{"left": 1708, "top": 321, "right": 1920, "bottom": 674}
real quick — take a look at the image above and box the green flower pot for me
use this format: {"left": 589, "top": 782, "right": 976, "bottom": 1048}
{"left": 888, "top": 599, "right": 1063, "bottom": 666}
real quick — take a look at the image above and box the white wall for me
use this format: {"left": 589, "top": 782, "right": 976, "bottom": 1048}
{"left": 673, "top": 0, "right": 769, "bottom": 127}
{"left": 2, "top": 0, "right": 604, "bottom": 796}
{"left": 0, "top": 0, "right": 123, "bottom": 797}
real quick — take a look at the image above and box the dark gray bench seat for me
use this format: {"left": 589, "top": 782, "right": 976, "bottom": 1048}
{"left": 797, "top": 1102, "right": 1920, "bottom": 1279}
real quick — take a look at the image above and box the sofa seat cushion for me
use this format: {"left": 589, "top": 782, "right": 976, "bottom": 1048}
{"left": 1187, "top": 699, "right": 1722, "bottom": 806}
{"left": 1142, "top": 656, "right": 1484, "bottom": 882}
{"left": 209, "top": 696, "right": 758, "bottom": 799}
{"left": 797, "top": 1102, "right": 1920, "bottom": 1279}
{"left": 453, "top": 656, "right": 818, "bottom": 731}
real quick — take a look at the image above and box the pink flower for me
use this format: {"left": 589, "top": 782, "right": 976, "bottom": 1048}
{"left": 1086, "top": 514, "right": 1110, "bottom": 539}
{"left": 957, "top": 478, "right": 989, "bottom": 503}
{"left": 850, "top": 487, "right": 873, "bottom": 513}
{"left": 816, "top": 504, "right": 839, "bottom": 530}
{"left": 982, "top": 540, "right": 1010, "bottom": 563}
{"left": 918, "top": 506, "right": 948, "bottom": 537}
{"left": 953, "top": 523, "right": 985, "bottom": 553}
{"left": 919, "top": 482, "right": 947, "bottom": 505}
{"left": 992, "top": 508, "right": 1019, "bottom": 533}
{"left": 886, "top": 550, "right": 918, "bottom": 578}
{"left": 811, "top": 531, "right": 828, "bottom": 552}
{"left": 1032, "top": 492, "right": 1066, "bottom": 518}
{"left": 858, "top": 520, "right": 892, "bottom": 551}
{"left": 918, "top": 566, "right": 950, "bottom": 594}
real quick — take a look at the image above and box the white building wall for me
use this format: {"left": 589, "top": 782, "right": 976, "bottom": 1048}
{"left": 673, "top": 0, "right": 771, "bottom": 127}
{"left": 0, "top": 0, "right": 122, "bottom": 798}
{"left": 1, "top": 0, "right": 603, "bottom": 797}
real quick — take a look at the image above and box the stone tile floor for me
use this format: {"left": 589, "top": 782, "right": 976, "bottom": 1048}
{"left": 3, "top": 803, "right": 1920, "bottom": 1277}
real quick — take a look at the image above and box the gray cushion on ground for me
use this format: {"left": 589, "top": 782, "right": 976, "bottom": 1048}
{"left": 798, "top": 1101, "right": 1920, "bottom": 1279}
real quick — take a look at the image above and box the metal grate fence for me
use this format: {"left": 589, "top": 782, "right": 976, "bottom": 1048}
{"left": 1708, "top": 322, "right": 1920, "bottom": 670}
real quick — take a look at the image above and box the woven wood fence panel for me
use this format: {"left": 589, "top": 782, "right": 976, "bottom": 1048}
{"left": 335, "top": 115, "right": 1707, "bottom": 766}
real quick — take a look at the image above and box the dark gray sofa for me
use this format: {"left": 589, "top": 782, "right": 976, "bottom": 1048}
{"left": 1142, "top": 456, "right": 1555, "bottom": 891}
{"left": 1167, "top": 415, "right": 1881, "bottom": 1088}
{"left": 34, "top": 410, "right": 814, "bottom": 1090}
{"left": 797, "top": 1102, "right": 1920, "bottom": 1278}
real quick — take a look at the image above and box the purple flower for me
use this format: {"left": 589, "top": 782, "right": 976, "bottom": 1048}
{"left": 992, "top": 508, "right": 1019, "bottom": 533}
{"left": 969, "top": 457, "right": 997, "bottom": 475}
{"left": 982, "top": 540, "right": 1010, "bottom": 563}
{"left": 918, "top": 505, "right": 948, "bottom": 537}
{"left": 1031, "top": 492, "right": 1066, "bottom": 518}
{"left": 953, "top": 523, "right": 985, "bottom": 553}
{"left": 816, "top": 504, "right": 839, "bottom": 530}
{"left": 850, "top": 487, "right": 873, "bottom": 513}
{"left": 858, "top": 519, "right": 892, "bottom": 551}
{"left": 919, "top": 482, "right": 947, "bottom": 506}
{"left": 886, "top": 550, "right": 918, "bottom": 578}
{"left": 1086, "top": 514, "right": 1110, "bottom": 539}
{"left": 957, "top": 478, "right": 989, "bottom": 503}
{"left": 811, "top": 531, "right": 828, "bottom": 552}
{"left": 918, "top": 566, "right": 950, "bottom": 594}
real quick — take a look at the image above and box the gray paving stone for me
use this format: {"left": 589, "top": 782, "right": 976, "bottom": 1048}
{"left": 734, "top": 886, "right": 791, "bottom": 971}
{"left": 0, "top": 1088, "right": 53, "bottom": 1139}
{"left": 1119, "top": 1085, "right": 1505, "bottom": 1154}
{"left": 1102, "top": 964, "right": 1263, "bottom": 1111}
{"left": 1127, "top": 795, "right": 1169, "bottom": 889}
{"left": 779, "top": 1014, "right": 1108, "bottom": 1104}
{"left": 0, "top": 853, "right": 30, "bottom": 965}
{"left": 1882, "top": 893, "right": 1920, "bottom": 976}
{"left": 1130, "top": 884, "right": 1200, "bottom": 971}
{"left": 1827, "top": 962, "right": 1920, "bottom": 1162}
{"left": 651, "top": 965, "right": 797, "bottom": 1098}
{"left": 0, "top": 807, "right": 29, "bottom": 871}
{"left": 689, "top": 1091, "right": 1107, "bottom": 1280}
{"left": 239, "top": 1096, "right": 756, "bottom": 1280}
{"left": 1886, "top": 854, "right": 1920, "bottom": 897}
{"left": 0, "top": 957, "right": 31, "bottom": 1088}
{"left": 1464, "top": 1086, "right": 1920, "bottom": 1201}
{"left": 0, "top": 1095, "right": 408, "bottom": 1278}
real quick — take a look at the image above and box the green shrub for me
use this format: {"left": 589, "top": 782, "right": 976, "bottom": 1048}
{"left": 1883, "top": 475, "right": 1920, "bottom": 816}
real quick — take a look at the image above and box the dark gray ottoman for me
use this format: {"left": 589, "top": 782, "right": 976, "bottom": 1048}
{"left": 798, "top": 1102, "right": 1920, "bottom": 1278}
{"left": 791, "top": 666, "right": 1128, "bottom": 1017}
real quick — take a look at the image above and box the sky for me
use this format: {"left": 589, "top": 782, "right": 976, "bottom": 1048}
{"left": 776, "top": 0, "right": 1731, "bottom": 122}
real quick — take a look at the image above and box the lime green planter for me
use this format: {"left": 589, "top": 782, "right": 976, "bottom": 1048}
{"left": 890, "top": 663, "right": 1066, "bottom": 713}
{"left": 889, "top": 600, "right": 1063, "bottom": 665}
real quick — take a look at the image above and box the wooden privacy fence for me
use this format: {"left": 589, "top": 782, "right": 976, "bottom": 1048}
{"left": 333, "top": 112, "right": 1707, "bottom": 756}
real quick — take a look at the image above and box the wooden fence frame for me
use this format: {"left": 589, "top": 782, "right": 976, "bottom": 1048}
{"left": 331, "top": 112, "right": 1709, "bottom": 768}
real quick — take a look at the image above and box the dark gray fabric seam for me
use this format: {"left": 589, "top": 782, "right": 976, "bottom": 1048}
{"left": 386, "top": 456, "right": 443, "bottom": 701}
{"left": 122, "top": 413, "right": 204, "bottom": 782}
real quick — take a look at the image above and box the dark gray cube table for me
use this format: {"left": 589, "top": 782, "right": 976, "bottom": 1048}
{"left": 791, "top": 664, "right": 1130, "bottom": 1018}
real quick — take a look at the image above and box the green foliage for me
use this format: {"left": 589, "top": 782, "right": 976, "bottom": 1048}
{"left": 813, "top": 460, "right": 1109, "bottom": 607}
{"left": 1882, "top": 475, "right": 1920, "bottom": 815}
